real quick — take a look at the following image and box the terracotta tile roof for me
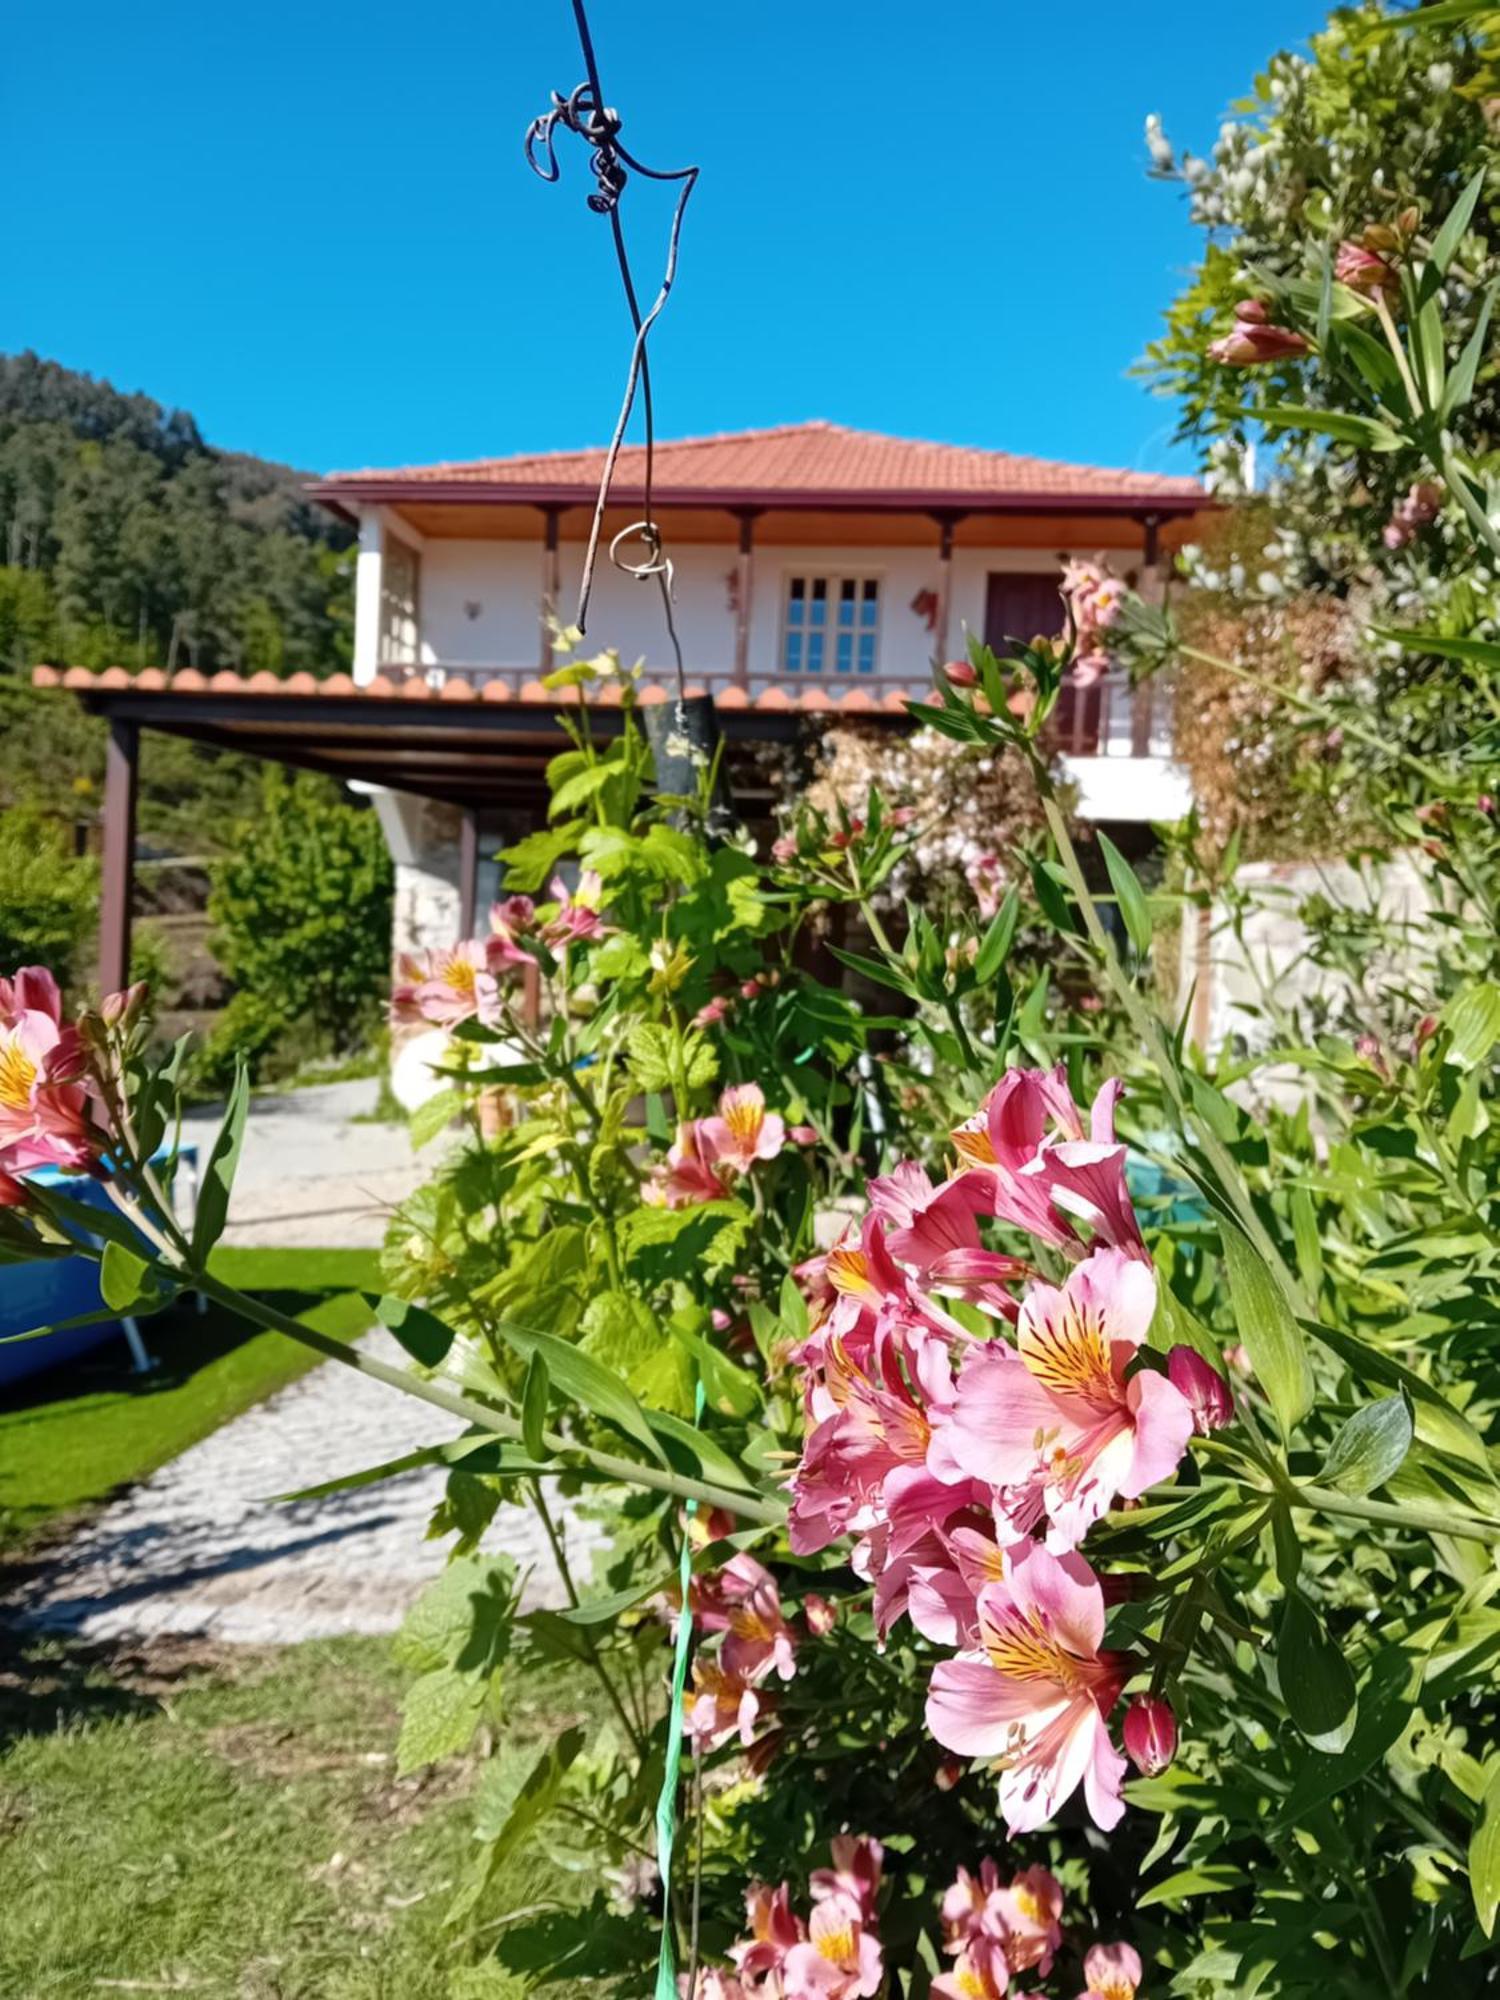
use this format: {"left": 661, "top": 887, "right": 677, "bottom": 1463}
{"left": 312, "top": 421, "right": 1204, "bottom": 513}
{"left": 31, "top": 662, "right": 916, "bottom": 716}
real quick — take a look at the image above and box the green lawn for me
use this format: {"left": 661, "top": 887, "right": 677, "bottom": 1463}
{"left": 0, "top": 1631, "right": 594, "bottom": 1999}
{"left": 0, "top": 1248, "right": 381, "bottom": 1551}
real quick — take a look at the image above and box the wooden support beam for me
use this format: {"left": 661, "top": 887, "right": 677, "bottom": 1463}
{"left": 539, "top": 505, "right": 563, "bottom": 669}
{"left": 99, "top": 717, "right": 139, "bottom": 997}
{"left": 458, "top": 806, "right": 480, "bottom": 939}
{"left": 731, "top": 509, "right": 760, "bottom": 690}
{"left": 931, "top": 512, "right": 963, "bottom": 662}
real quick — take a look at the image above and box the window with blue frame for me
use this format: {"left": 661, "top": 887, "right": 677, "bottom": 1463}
{"left": 781, "top": 574, "right": 880, "bottom": 675}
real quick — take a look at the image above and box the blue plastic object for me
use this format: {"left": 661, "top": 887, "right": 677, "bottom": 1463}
{"left": 0, "top": 1151, "right": 196, "bottom": 1390}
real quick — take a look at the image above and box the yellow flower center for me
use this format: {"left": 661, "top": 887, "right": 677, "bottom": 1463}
{"left": 817, "top": 1925, "right": 854, "bottom": 1963}
{"left": 1013, "top": 1886, "right": 1043, "bottom": 1925}
{"left": 723, "top": 1098, "right": 763, "bottom": 1145}
{"left": 0, "top": 1033, "right": 37, "bottom": 1111}
{"left": 982, "top": 1608, "right": 1084, "bottom": 1692}
{"left": 951, "top": 1115, "right": 994, "bottom": 1168}
{"left": 443, "top": 958, "right": 477, "bottom": 997}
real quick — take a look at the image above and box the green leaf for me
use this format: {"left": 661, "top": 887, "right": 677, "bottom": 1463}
{"left": 547, "top": 1575, "right": 672, "bottom": 1625}
{"left": 490, "top": 1318, "right": 669, "bottom": 1467}
{"left": 1290, "top": 1187, "right": 1324, "bottom": 1299}
{"left": 393, "top": 1553, "right": 520, "bottom": 1677}
{"left": 1306, "top": 1318, "right": 1494, "bottom": 1484}
{"left": 369, "top": 1293, "right": 458, "bottom": 1368}
{"left": 1098, "top": 831, "right": 1153, "bottom": 957}
{"left": 645, "top": 1407, "right": 759, "bottom": 1492}
{"left": 410, "top": 1087, "right": 461, "bottom": 1150}
{"left": 1443, "top": 983, "right": 1500, "bottom": 1070}
{"left": 192, "top": 1061, "right": 249, "bottom": 1262}
{"left": 1445, "top": 281, "right": 1496, "bottom": 418}
{"left": 1221, "top": 1222, "right": 1313, "bottom": 1443}
{"left": 1255, "top": 404, "right": 1404, "bottom": 451}
{"left": 1137, "top": 1864, "right": 1248, "bottom": 1909}
{"left": 396, "top": 1667, "right": 486, "bottom": 1774}
{"left": 1371, "top": 627, "right": 1500, "bottom": 669}
{"left": 1431, "top": 167, "right": 1487, "bottom": 277}
{"left": 98, "top": 1239, "right": 154, "bottom": 1313}
{"left": 1472, "top": 1757, "right": 1500, "bottom": 1938}
{"left": 1278, "top": 1589, "right": 1357, "bottom": 1753}
{"left": 826, "top": 943, "right": 918, "bottom": 998}
{"left": 1030, "top": 856, "right": 1076, "bottom": 934}
{"left": 466, "top": 1724, "right": 585, "bottom": 1873}
{"left": 521, "top": 1350, "right": 549, "bottom": 1460}
{"left": 973, "top": 888, "right": 1020, "bottom": 984}
{"left": 1321, "top": 1397, "right": 1412, "bottom": 1498}
{"left": 1274, "top": 1647, "right": 1414, "bottom": 1828}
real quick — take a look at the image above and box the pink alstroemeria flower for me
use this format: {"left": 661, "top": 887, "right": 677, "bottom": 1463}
{"left": 940, "top": 1250, "right": 1192, "bottom": 1549}
{"left": 683, "top": 1971, "right": 747, "bottom": 2000}
{"left": 700, "top": 1553, "right": 798, "bottom": 1685}
{"left": 0, "top": 967, "right": 99, "bottom": 1174}
{"left": 390, "top": 941, "right": 501, "bottom": 1030}
{"left": 951, "top": 1066, "right": 1144, "bottom": 1261}
{"left": 932, "top": 1934, "right": 1011, "bottom": 2000}
{"left": 730, "top": 1880, "right": 804, "bottom": 1984}
{"left": 810, "top": 1835, "right": 883, "bottom": 1924}
{"left": 781, "top": 1893, "right": 883, "bottom": 1999}
{"left": 702, "top": 1083, "right": 786, "bottom": 1174}
{"left": 926, "top": 1543, "right": 1130, "bottom": 1834}
{"left": 989, "top": 1865, "right": 1065, "bottom": 1978}
{"left": 649, "top": 1121, "right": 732, "bottom": 1209}
{"left": 685, "top": 1658, "right": 762, "bottom": 1752}
{"left": 543, "top": 870, "right": 609, "bottom": 946}
{"left": 1080, "top": 1942, "right": 1143, "bottom": 2000}
{"left": 869, "top": 1162, "right": 1026, "bottom": 1314}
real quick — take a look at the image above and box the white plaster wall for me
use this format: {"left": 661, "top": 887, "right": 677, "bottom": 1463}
{"left": 399, "top": 535, "right": 1111, "bottom": 684}
{"left": 1183, "top": 853, "right": 1436, "bottom": 1062}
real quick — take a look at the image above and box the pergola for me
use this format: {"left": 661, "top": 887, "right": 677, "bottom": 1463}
{"left": 32, "top": 663, "right": 905, "bottom": 994}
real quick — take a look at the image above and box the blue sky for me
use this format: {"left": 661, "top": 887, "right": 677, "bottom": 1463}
{"left": 4, "top": 1, "right": 1328, "bottom": 479}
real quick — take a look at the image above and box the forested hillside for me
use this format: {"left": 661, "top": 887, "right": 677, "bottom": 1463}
{"left": 0, "top": 351, "right": 352, "bottom": 677}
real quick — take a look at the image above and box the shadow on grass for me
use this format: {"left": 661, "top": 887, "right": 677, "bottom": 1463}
{"left": 0, "top": 1628, "right": 164, "bottom": 1752}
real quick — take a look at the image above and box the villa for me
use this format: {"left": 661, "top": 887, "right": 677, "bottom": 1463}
{"left": 37, "top": 421, "right": 1208, "bottom": 991}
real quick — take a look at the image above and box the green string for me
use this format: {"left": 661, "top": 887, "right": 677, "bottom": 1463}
{"left": 654, "top": 1378, "right": 705, "bottom": 1999}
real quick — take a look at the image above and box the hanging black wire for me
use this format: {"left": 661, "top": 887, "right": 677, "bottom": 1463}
{"left": 524, "top": 0, "right": 698, "bottom": 696}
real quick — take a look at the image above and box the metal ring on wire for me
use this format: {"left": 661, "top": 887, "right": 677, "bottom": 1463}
{"left": 609, "top": 519, "right": 673, "bottom": 584}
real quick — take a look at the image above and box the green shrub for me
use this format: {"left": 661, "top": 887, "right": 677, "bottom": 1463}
{"left": 0, "top": 805, "right": 97, "bottom": 987}
{"left": 206, "top": 768, "right": 392, "bottom": 1079}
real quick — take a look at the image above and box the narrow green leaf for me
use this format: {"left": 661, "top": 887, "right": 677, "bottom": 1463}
{"left": 1472, "top": 1756, "right": 1500, "bottom": 1938}
{"left": 1222, "top": 1222, "right": 1314, "bottom": 1442}
{"left": 192, "top": 1062, "right": 250, "bottom": 1261}
{"left": 1321, "top": 1397, "right": 1412, "bottom": 1498}
{"left": 973, "top": 888, "right": 1020, "bottom": 984}
{"left": 1290, "top": 1187, "right": 1324, "bottom": 1299}
{"left": 1431, "top": 166, "right": 1488, "bottom": 277}
{"left": 1098, "top": 831, "right": 1153, "bottom": 957}
{"left": 1445, "top": 281, "right": 1496, "bottom": 418}
{"left": 1278, "top": 1589, "right": 1358, "bottom": 1752}
{"left": 548, "top": 1575, "right": 672, "bottom": 1626}
{"left": 645, "top": 1407, "right": 760, "bottom": 1493}
{"left": 521, "top": 1351, "right": 550, "bottom": 1461}
{"left": 1030, "top": 857, "right": 1076, "bottom": 935}
{"left": 825, "top": 943, "right": 918, "bottom": 997}
{"left": 491, "top": 1318, "right": 669, "bottom": 1468}
{"left": 1256, "top": 404, "right": 1404, "bottom": 451}
{"left": 1137, "top": 1864, "right": 1248, "bottom": 1909}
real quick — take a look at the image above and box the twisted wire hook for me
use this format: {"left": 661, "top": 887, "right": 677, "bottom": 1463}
{"left": 524, "top": 0, "right": 698, "bottom": 697}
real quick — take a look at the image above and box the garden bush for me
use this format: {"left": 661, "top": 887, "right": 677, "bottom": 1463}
{"left": 202, "top": 765, "right": 392, "bottom": 1084}
{"left": 0, "top": 804, "right": 96, "bottom": 985}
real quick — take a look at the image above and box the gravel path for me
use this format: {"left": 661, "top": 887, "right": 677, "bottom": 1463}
{"left": 181, "top": 1077, "right": 427, "bottom": 1249}
{"left": 12, "top": 1331, "right": 607, "bottom": 1645}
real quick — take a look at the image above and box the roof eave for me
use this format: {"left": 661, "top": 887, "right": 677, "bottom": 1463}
{"left": 306, "top": 478, "right": 1210, "bottom": 518}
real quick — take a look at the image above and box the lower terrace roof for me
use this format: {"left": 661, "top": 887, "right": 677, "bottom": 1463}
{"left": 33, "top": 663, "right": 911, "bottom": 809}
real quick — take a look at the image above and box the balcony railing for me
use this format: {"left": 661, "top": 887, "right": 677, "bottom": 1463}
{"left": 386, "top": 659, "right": 1173, "bottom": 757}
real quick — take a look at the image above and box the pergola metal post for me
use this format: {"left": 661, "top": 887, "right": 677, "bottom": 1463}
{"left": 98, "top": 716, "right": 139, "bottom": 997}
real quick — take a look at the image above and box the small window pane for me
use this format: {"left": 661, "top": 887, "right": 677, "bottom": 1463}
{"left": 837, "top": 630, "right": 852, "bottom": 673}
{"left": 811, "top": 578, "right": 827, "bottom": 601}
{"left": 808, "top": 630, "right": 824, "bottom": 672}
{"left": 786, "top": 630, "right": 802, "bottom": 671}
{"left": 789, "top": 577, "right": 805, "bottom": 601}
{"left": 858, "top": 632, "right": 876, "bottom": 674}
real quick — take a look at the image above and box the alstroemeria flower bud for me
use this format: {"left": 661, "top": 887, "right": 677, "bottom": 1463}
{"left": 1167, "top": 1345, "right": 1234, "bottom": 1433}
{"left": 1336, "top": 238, "right": 1400, "bottom": 301}
{"left": 804, "top": 1592, "right": 837, "bottom": 1635}
{"left": 1207, "top": 299, "right": 1310, "bottom": 366}
{"left": 1123, "top": 1693, "right": 1177, "bottom": 1776}
{"left": 944, "top": 659, "right": 978, "bottom": 687}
